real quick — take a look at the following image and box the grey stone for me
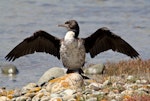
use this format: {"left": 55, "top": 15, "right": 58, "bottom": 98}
{"left": 38, "top": 67, "right": 65, "bottom": 86}
{"left": 1, "top": 64, "right": 18, "bottom": 75}
{"left": 84, "top": 64, "right": 105, "bottom": 74}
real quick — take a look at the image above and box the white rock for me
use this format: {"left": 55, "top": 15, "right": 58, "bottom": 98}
{"left": 141, "top": 79, "right": 147, "bottom": 84}
{"left": 92, "top": 91, "right": 101, "bottom": 95}
{"left": 0, "top": 96, "right": 10, "bottom": 101}
{"left": 102, "top": 80, "right": 111, "bottom": 87}
{"left": 63, "top": 89, "right": 76, "bottom": 96}
{"left": 123, "top": 83, "right": 137, "bottom": 90}
{"left": 32, "top": 96, "right": 41, "bottom": 101}
{"left": 136, "top": 80, "right": 141, "bottom": 84}
{"left": 89, "top": 82, "right": 103, "bottom": 90}
{"left": 86, "top": 97, "right": 97, "bottom": 101}
{"left": 50, "top": 93, "right": 62, "bottom": 98}
{"left": 121, "top": 90, "right": 134, "bottom": 96}
{"left": 127, "top": 75, "right": 136, "bottom": 82}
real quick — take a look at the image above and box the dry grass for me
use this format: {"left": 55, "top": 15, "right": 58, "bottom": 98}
{"left": 105, "top": 59, "right": 150, "bottom": 81}
{"left": 123, "top": 94, "right": 150, "bottom": 101}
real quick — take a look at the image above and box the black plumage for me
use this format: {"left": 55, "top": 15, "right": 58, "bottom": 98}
{"left": 83, "top": 27, "right": 139, "bottom": 58}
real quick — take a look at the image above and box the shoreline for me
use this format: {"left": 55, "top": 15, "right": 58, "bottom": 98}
{"left": 0, "top": 59, "right": 150, "bottom": 101}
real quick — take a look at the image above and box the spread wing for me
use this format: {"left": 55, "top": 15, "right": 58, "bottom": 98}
{"left": 83, "top": 27, "right": 139, "bottom": 58}
{"left": 5, "top": 30, "right": 61, "bottom": 61}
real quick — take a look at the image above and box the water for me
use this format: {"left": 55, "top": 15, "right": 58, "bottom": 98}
{"left": 0, "top": 0, "right": 150, "bottom": 89}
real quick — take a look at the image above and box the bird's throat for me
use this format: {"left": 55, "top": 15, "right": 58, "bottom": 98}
{"left": 64, "top": 31, "right": 75, "bottom": 41}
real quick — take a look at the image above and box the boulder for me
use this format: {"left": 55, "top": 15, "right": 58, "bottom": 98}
{"left": 46, "top": 73, "right": 84, "bottom": 93}
{"left": 1, "top": 64, "right": 18, "bottom": 75}
{"left": 84, "top": 64, "right": 105, "bottom": 74}
{"left": 38, "top": 67, "right": 65, "bottom": 86}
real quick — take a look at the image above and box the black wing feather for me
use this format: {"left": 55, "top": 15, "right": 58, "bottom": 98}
{"left": 83, "top": 27, "right": 139, "bottom": 58}
{"left": 5, "top": 30, "right": 60, "bottom": 61}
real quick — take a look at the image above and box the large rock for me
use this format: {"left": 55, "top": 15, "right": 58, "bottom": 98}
{"left": 38, "top": 67, "right": 65, "bottom": 86}
{"left": 84, "top": 64, "right": 105, "bottom": 74}
{"left": 1, "top": 64, "right": 18, "bottom": 75}
{"left": 46, "top": 73, "right": 84, "bottom": 93}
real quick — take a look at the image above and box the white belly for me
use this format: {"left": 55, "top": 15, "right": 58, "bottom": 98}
{"left": 60, "top": 39, "right": 86, "bottom": 69}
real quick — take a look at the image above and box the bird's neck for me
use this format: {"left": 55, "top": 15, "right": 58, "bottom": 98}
{"left": 68, "top": 29, "right": 79, "bottom": 38}
{"left": 64, "top": 31, "right": 76, "bottom": 40}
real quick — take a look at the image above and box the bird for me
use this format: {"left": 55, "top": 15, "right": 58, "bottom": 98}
{"left": 5, "top": 20, "right": 139, "bottom": 75}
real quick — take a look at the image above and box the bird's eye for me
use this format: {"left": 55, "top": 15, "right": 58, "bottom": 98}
{"left": 65, "top": 21, "right": 69, "bottom": 24}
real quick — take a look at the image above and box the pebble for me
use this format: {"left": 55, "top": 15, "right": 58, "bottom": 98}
{"left": 141, "top": 79, "right": 148, "bottom": 84}
{"left": 136, "top": 80, "right": 141, "bottom": 84}
{"left": 88, "top": 82, "right": 102, "bottom": 90}
{"left": 86, "top": 97, "right": 97, "bottom": 101}
{"left": 126, "top": 75, "right": 137, "bottom": 83}
{"left": 136, "top": 79, "right": 148, "bottom": 84}
{"left": 50, "top": 97, "right": 62, "bottom": 101}
{"left": 50, "top": 93, "right": 62, "bottom": 98}
{"left": 63, "top": 89, "right": 76, "bottom": 96}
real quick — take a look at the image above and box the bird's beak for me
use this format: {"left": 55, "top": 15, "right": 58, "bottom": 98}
{"left": 58, "top": 24, "right": 68, "bottom": 28}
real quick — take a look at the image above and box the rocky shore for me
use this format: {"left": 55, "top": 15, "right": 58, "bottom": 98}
{"left": 0, "top": 60, "right": 150, "bottom": 101}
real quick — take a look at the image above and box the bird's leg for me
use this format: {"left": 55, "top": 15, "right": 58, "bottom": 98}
{"left": 66, "top": 68, "right": 89, "bottom": 79}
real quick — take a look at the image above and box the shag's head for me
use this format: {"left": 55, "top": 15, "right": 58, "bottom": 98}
{"left": 58, "top": 20, "right": 79, "bottom": 38}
